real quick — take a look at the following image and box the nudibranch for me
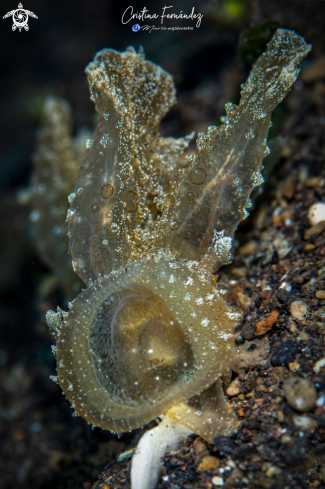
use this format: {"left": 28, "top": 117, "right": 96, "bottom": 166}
{"left": 46, "top": 29, "right": 310, "bottom": 489}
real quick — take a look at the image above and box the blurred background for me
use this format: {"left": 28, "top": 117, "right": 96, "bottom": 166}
{"left": 0, "top": 0, "right": 324, "bottom": 487}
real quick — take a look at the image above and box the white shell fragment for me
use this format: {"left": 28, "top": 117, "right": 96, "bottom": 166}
{"left": 308, "top": 202, "right": 325, "bottom": 226}
{"left": 131, "top": 417, "right": 192, "bottom": 489}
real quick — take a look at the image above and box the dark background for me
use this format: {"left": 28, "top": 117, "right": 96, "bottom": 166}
{"left": 0, "top": 1, "right": 325, "bottom": 488}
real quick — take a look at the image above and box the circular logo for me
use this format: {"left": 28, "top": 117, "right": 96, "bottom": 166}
{"left": 132, "top": 24, "right": 140, "bottom": 32}
{"left": 13, "top": 8, "right": 28, "bottom": 28}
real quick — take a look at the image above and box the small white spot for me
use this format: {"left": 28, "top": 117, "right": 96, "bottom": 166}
{"left": 201, "top": 318, "right": 210, "bottom": 327}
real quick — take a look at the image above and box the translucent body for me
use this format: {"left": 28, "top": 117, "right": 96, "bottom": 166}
{"left": 47, "top": 31, "right": 311, "bottom": 440}
{"left": 68, "top": 47, "right": 192, "bottom": 285}
{"left": 155, "top": 30, "right": 311, "bottom": 271}
{"left": 57, "top": 252, "right": 235, "bottom": 432}
{"left": 30, "top": 97, "right": 89, "bottom": 274}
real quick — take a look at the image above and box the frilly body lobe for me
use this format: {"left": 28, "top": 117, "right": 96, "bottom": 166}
{"left": 47, "top": 30, "right": 311, "bottom": 442}
{"left": 57, "top": 252, "right": 235, "bottom": 434}
{"left": 68, "top": 47, "right": 192, "bottom": 284}
{"left": 21, "top": 97, "right": 89, "bottom": 297}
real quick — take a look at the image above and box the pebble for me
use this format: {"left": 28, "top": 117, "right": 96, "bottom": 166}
{"left": 316, "top": 290, "right": 325, "bottom": 299}
{"left": 265, "top": 466, "right": 282, "bottom": 478}
{"left": 306, "top": 177, "right": 325, "bottom": 188}
{"left": 304, "top": 221, "right": 325, "bottom": 240}
{"left": 241, "top": 324, "right": 255, "bottom": 341}
{"left": 196, "top": 455, "right": 219, "bottom": 473}
{"left": 212, "top": 476, "right": 224, "bottom": 486}
{"left": 226, "top": 378, "right": 241, "bottom": 396}
{"left": 231, "top": 267, "right": 246, "bottom": 278}
{"left": 290, "top": 300, "right": 308, "bottom": 320}
{"left": 213, "top": 436, "right": 236, "bottom": 456}
{"left": 305, "top": 243, "right": 316, "bottom": 251}
{"left": 287, "top": 318, "right": 298, "bottom": 333}
{"left": 298, "top": 331, "right": 309, "bottom": 341}
{"left": 277, "top": 410, "right": 284, "bottom": 422}
{"left": 238, "top": 241, "right": 257, "bottom": 255}
{"left": 233, "top": 339, "right": 270, "bottom": 372}
{"left": 254, "top": 311, "right": 279, "bottom": 336}
{"left": 271, "top": 340, "right": 301, "bottom": 367}
{"left": 283, "top": 376, "right": 317, "bottom": 412}
{"left": 273, "top": 234, "right": 292, "bottom": 259}
{"left": 292, "top": 275, "right": 304, "bottom": 284}
{"left": 313, "top": 358, "right": 325, "bottom": 374}
{"left": 308, "top": 202, "right": 325, "bottom": 225}
{"left": 293, "top": 415, "right": 318, "bottom": 431}
{"left": 282, "top": 177, "right": 295, "bottom": 200}
{"left": 238, "top": 294, "right": 252, "bottom": 309}
{"left": 194, "top": 437, "right": 208, "bottom": 455}
{"left": 316, "top": 394, "right": 325, "bottom": 407}
{"left": 288, "top": 361, "right": 300, "bottom": 372}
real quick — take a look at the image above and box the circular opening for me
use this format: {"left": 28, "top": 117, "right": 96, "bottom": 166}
{"left": 89, "top": 284, "right": 195, "bottom": 405}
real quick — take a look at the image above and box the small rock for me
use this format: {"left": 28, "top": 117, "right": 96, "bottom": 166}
{"left": 277, "top": 288, "right": 289, "bottom": 302}
{"left": 226, "top": 378, "right": 241, "bottom": 397}
{"left": 224, "top": 468, "right": 243, "bottom": 485}
{"left": 302, "top": 276, "right": 325, "bottom": 296}
{"left": 277, "top": 410, "right": 284, "bottom": 422}
{"left": 273, "top": 233, "right": 291, "bottom": 259}
{"left": 304, "top": 221, "right": 325, "bottom": 240}
{"left": 271, "top": 340, "right": 301, "bottom": 367}
{"left": 288, "top": 361, "right": 300, "bottom": 372}
{"left": 283, "top": 377, "right": 317, "bottom": 412}
{"left": 293, "top": 415, "right": 318, "bottom": 431}
{"left": 316, "top": 290, "right": 325, "bottom": 299}
{"left": 265, "top": 466, "right": 282, "bottom": 478}
{"left": 235, "top": 334, "right": 244, "bottom": 345}
{"left": 282, "top": 177, "right": 295, "bottom": 200}
{"left": 290, "top": 300, "right": 308, "bottom": 320}
{"left": 241, "top": 324, "right": 255, "bottom": 341}
{"left": 313, "top": 358, "right": 325, "bottom": 374}
{"left": 213, "top": 436, "right": 236, "bottom": 456}
{"left": 298, "top": 331, "right": 309, "bottom": 341}
{"left": 292, "top": 275, "right": 304, "bottom": 284}
{"left": 281, "top": 434, "right": 291, "bottom": 443}
{"left": 233, "top": 339, "right": 270, "bottom": 372}
{"left": 211, "top": 476, "right": 224, "bottom": 486}
{"left": 194, "top": 437, "right": 208, "bottom": 455}
{"left": 238, "top": 294, "right": 252, "bottom": 309}
{"left": 287, "top": 318, "right": 298, "bottom": 333}
{"left": 196, "top": 455, "right": 219, "bottom": 473}
{"left": 231, "top": 267, "right": 247, "bottom": 278}
{"left": 308, "top": 203, "right": 325, "bottom": 226}
{"left": 254, "top": 311, "right": 279, "bottom": 336}
{"left": 316, "top": 394, "right": 325, "bottom": 407}
{"left": 306, "top": 177, "right": 325, "bottom": 188}
{"left": 238, "top": 241, "right": 257, "bottom": 255}
{"left": 317, "top": 307, "right": 325, "bottom": 321}
{"left": 305, "top": 243, "right": 316, "bottom": 251}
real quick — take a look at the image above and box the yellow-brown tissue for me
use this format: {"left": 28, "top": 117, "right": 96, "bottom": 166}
{"left": 46, "top": 30, "right": 311, "bottom": 446}
{"left": 68, "top": 46, "right": 193, "bottom": 284}
{"left": 21, "top": 97, "right": 89, "bottom": 297}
